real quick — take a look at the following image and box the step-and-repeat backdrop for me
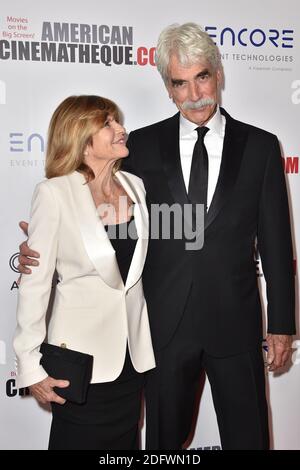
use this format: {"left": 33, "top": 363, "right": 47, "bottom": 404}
{"left": 0, "top": 0, "right": 299, "bottom": 450}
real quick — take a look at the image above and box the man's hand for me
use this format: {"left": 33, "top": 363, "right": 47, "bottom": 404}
{"left": 18, "top": 221, "right": 40, "bottom": 274}
{"left": 266, "top": 334, "right": 293, "bottom": 371}
{"left": 29, "top": 376, "right": 70, "bottom": 405}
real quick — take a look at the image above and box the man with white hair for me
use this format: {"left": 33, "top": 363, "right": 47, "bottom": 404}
{"left": 19, "top": 23, "right": 295, "bottom": 450}
{"left": 124, "top": 23, "right": 295, "bottom": 450}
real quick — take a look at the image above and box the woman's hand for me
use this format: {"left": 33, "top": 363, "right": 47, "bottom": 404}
{"left": 29, "top": 376, "right": 70, "bottom": 405}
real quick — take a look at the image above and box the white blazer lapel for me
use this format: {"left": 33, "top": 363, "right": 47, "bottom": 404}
{"left": 115, "top": 171, "right": 149, "bottom": 291}
{"left": 67, "top": 171, "right": 123, "bottom": 290}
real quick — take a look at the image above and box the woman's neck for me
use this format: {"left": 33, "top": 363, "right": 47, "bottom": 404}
{"left": 85, "top": 160, "right": 132, "bottom": 225}
{"left": 87, "top": 159, "right": 116, "bottom": 192}
{"left": 87, "top": 159, "right": 124, "bottom": 212}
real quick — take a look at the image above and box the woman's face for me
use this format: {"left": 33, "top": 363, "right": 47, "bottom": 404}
{"left": 85, "top": 114, "right": 128, "bottom": 163}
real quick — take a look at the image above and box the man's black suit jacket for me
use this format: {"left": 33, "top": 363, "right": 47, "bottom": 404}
{"left": 123, "top": 108, "right": 295, "bottom": 356}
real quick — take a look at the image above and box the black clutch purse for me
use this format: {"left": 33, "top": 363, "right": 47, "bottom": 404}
{"left": 40, "top": 342, "right": 93, "bottom": 404}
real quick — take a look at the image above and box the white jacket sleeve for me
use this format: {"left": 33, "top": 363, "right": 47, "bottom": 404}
{"left": 13, "top": 181, "right": 60, "bottom": 388}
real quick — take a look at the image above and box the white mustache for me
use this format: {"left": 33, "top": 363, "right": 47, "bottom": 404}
{"left": 181, "top": 97, "right": 215, "bottom": 111}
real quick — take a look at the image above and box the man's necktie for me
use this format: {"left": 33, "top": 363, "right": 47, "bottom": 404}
{"left": 188, "top": 126, "right": 209, "bottom": 217}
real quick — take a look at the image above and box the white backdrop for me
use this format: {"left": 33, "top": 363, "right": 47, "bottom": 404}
{"left": 0, "top": 0, "right": 299, "bottom": 450}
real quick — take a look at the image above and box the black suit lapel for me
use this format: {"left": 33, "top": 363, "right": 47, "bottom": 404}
{"left": 158, "top": 109, "right": 248, "bottom": 231}
{"left": 205, "top": 107, "right": 249, "bottom": 230}
{"left": 160, "top": 113, "right": 189, "bottom": 206}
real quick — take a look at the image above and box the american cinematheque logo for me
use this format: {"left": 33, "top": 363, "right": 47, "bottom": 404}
{"left": 0, "top": 17, "right": 156, "bottom": 66}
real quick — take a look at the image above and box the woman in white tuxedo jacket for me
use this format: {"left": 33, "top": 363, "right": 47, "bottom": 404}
{"left": 13, "top": 95, "right": 155, "bottom": 450}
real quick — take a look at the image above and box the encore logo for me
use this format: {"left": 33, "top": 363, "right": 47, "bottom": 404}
{"left": 9, "top": 132, "right": 44, "bottom": 153}
{"left": 205, "top": 26, "right": 294, "bottom": 48}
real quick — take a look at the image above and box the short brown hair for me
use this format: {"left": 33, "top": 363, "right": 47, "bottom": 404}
{"left": 45, "top": 95, "right": 120, "bottom": 180}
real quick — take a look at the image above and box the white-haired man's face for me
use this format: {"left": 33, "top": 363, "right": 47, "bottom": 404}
{"left": 166, "top": 54, "right": 221, "bottom": 126}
